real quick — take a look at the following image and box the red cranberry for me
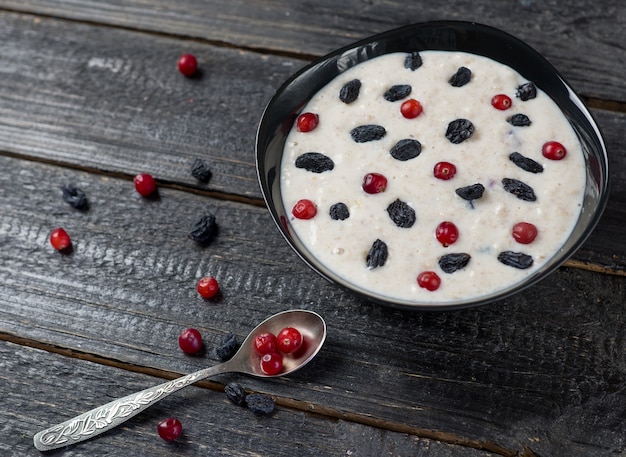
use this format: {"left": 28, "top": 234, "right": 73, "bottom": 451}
{"left": 400, "top": 99, "right": 423, "bottom": 119}
{"left": 433, "top": 162, "right": 457, "bottom": 180}
{"left": 417, "top": 271, "right": 441, "bottom": 291}
{"left": 260, "top": 352, "right": 283, "bottom": 375}
{"left": 157, "top": 417, "right": 183, "bottom": 441}
{"left": 292, "top": 199, "right": 317, "bottom": 219}
{"left": 435, "top": 221, "right": 459, "bottom": 247}
{"left": 362, "top": 173, "right": 388, "bottom": 194}
{"left": 178, "top": 328, "right": 203, "bottom": 354}
{"left": 491, "top": 94, "right": 512, "bottom": 110}
{"left": 134, "top": 173, "right": 157, "bottom": 197}
{"left": 542, "top": 141, "right": 567, "bottom": 160}
{"left": 276, "top": 327, "right": 303, "bottom": 354}
{"left": 254, "top": 332, "right": 277, "bottom": 355}
{"left": 197, "top": 276, "right": 219, "bottom": 299}
{"left": 177, "top": 53, "right": 198, "bottom": 77}
{"left": 296, "top": 112, "right": 319, "bottom": 132}
{"left": 512, "top": 222, "right": 538, "bottom": 244}
{"left": 50, "top": 227, "right": 72, "bottom": 251}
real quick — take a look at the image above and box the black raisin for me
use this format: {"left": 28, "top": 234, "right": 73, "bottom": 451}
{"left": 404, "top": 51, "right": 423, "bottom": 71}
{"left": 61, "top": 185, "right": 88, "bottom": 210}
{"left": 386, "top": 199, "right": 416, "bottom": 228}
{"left": 188, "top": 214, "right": 218, "bottom": 245}
{"left": 455, "top": 183, "right": 485, "bottom": 201}
{"left": 329, "top": 202, "right": 350, "bottom": 220}
{"left": 215, "top": 333, "right": 240, "bottom": 362}
{"left": 438, "top": 253, "right": 471, "bottom": 273}
{"left": 516, "top": 82, "right": 537, "bottom": 101}
{"left": 191, "top": 158, "right": 212, "bottom": 182}
{"left": 224, "top": 382, "right": 247, "bottom": 407}
{"left": 502, "top": 178, "right": 537, "bottom": 201}
{"left": 339, "top": 79, "right": 361, "bottom": 104}
{"left": 295, "top": 152, "right": 334, "bottom": 173}
{"left": 350, "top": 125, "right": 386, "bottom": 143}
{"left": 448, "top": 66, "right": 472, "bottom": 87}
{"left": 390, "top": 139, "right": 422, "bottom": 161}
{"left": 497, "top": 251, "right": 534, "bottom": 269}
{"left": 383, "top": 84, "right": 411, "bottom": 102}
{"left": 245, "top": 393, "right": 275, "bottom": 416}
{"left": 366, "top": 239, "right": 388, "bottom": 269}
{"left": 445, "top": 119, "right": 474, "bottom": 144}
{"left": 507, "top": 113, "right": 532, "bottom": 127}
{"left": 509, "top": 152, "right": 543, "bottom": 174}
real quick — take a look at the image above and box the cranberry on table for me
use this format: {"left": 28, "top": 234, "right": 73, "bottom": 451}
{"left": 362, "top": 172, "right": 388, "bottom": 194}
{"left": 491, "top": 94, "right": 512, "bottom": 110}
{"left": 400, "top": 99, "right": 423, "bottom": 119}
{"left": 157, "top": 417, "right": 183, "bottom": 441}
{"left": 435, "top": 221, "right": 459, "bottom": 247}
{"left": 417, "top": 271, "right": 441, "bottom": 291}
{"left": 512, "top": 222, "right": 538, "bottom": 244}
{"left": 177, "top": 53, "right": 198, "bottom": 77}
{"left": 260, "top": 352, "right": 283, "bottom": 375}
{"left": 50, "top": 228, "right": 72, "bottom": 251}
{"left": 178, "top": 328, "right": 203, "bottom": 354}
{"left": 296, "top": 112, "right": 319, "bottom": 132}
{"left": 197, "top": 276, "right": 219, "bottom": 299}
{"left": 292, "top": 199, "right": 317, "bottom": 219}
{"left": 134, "top": 173, "right": 157, "bottom": 197}
{"left": 542, "top": 141, "right": 567, "bottom": 160}
{"left": 433, "top": 161, "right": 457, "bottom": 180}
{"left": 276, "top": 327, "right": 303, "bottom": 354}
{"left": 254, "top": 332, "right": 277, "bottom": 355}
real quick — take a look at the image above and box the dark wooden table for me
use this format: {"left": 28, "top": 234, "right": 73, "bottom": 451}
{"left": 1, "top": 2, "right": 624, "bottom": 456}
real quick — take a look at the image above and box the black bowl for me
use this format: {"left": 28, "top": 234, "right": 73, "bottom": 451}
{"left": 255, "top": 21, "right": 609, "bottom": 310}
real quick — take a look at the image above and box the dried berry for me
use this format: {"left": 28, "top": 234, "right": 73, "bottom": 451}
{"left": 329, "top": 202, "right": 350, "bottom": 220}
{"left": 497, "top": 251, "right": 534, "bottom": 269}
{"left": 438, "top": 253, "right": 471, "bottom": 273}
{"left": 383, "top": 84, "right": 412, "bottom": 102}
{"left": 448, "top": 67, "right": 471, "bottom": 87}
{"left": 191, "top": 158, "right": 212, "bottom": 182}
{"left": 516, "top": 82, "right": 537, "bottom": 101}
{"left": 188, "top": 214, "right": 218, "bottom": 245}
{"left": 507, "top": 113, "right": 532, "bottom": 127}
{"left": 245, "top": 393, "right": 275, "bottom": 416}
{"left": 445, "top": 119, "right": 474, "bottom": 144}
{"left": 386, "top": 199, "right": 416, "bottom": 228}
{"left": 502, "top": 178, "right": 537, "bottom": 201}
{"left": 455, "top": 183, "right": 485, "bottom": 202}
{"left": 350, "top": 124, "right": 386, "bottom": 143}
{"left": 61, "top": 185, "right": 88, "bottom": 210}
{"left": 339, "top": 79, "right": 361, "bottom": 104}
{"left": 404, "top": 51, "right": 423, "bottom": 71}
{"left": 366, "top": 239, "right": 388, "bottom": 269}
{"left": 390, "top": 139, "right": 422, "bottom": 161}
{"left": 215, "top": 333, "right": 240, "bottom": 362}
{"left": 224, "top": 382, "right": 247, "bottom": 407}
{"left": 509, "top": 152, "right": 543, "bottom": 173}
{"left": 295, "top": 152, "right": 334, "bottom": 173}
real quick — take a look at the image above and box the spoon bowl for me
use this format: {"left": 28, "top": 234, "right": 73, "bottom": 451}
{"left": 33, "top": 309, "right": 326, "bottom": 451}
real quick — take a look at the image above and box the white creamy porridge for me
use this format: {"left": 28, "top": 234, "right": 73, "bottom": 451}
{"left": 280, "top": 51, "right": 585, "bottom": 304}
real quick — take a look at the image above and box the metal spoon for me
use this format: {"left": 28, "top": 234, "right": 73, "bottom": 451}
{"left": 33, "top": 309, "right": 326, "bottom": 451}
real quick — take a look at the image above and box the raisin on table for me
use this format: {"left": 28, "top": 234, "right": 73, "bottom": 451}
{"left": 339, "top": 79, "right": 361, "bottom": 104}
{"left": 245, "top": 393, "right": 275, "bottom": 416}
{"left": 498, "top": 251, "right": 534, "bottom": 269}
{"left": 502, "top": 178, "right": 537, "bottom": 201}
{"left": 191, "top": 158, "right": 212, "bottom": 182}
{"left": 188, "top": 214, "right": 218, "bottom": 245}
{"left": 295, "top": 152, "right": 334, "bottom": 173}
{"left": 448, "top": 66, "right": 472, "bottom": 87}
{"left": 350, "top": 125, "right": 386, "bottom": 143}
{"left": 383, "top": 84, "right": 412, "bottom": 102}
{"left": 366, "top": 239, "right": 388, "bottom": 269}
{"left": 215, "top": 333, "right": 240, "bottom": 362}
{"left": 224, "top": 382, "right": 247, "bottom": 407}
{"left": 390, "top": 139, "right": 422, "bottom": 161}
{"left": 386, "top": 199, "right": 416, "bottom": 228}
{"left": 445, "top": 119, "right": 474, "bottom": 144}
{"left": 61, "top": 185, "right": 88, "bottom": 210}
{"left": 439, "top": 253, "right": 471, "bottom": 273}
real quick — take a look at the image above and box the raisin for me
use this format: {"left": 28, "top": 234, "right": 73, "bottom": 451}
{"left": 455, "top": 183, "right": 485, "bottom": 202}
{"left": 445, "top": 119, "right": 474, "bottom": 144}
{"left": 516, "top": 82, "right": 537, "bottom": 101}
{"left": 188, "top": 214, "right": 218, "bottom": 245}
{"left": 386, "top": 199, "right": 416, "bottom": 228}
{"left": 502, "top": 178, "right": 537, "bottom": 201}
{"left": 438, "top": 253, "right": 471, "bottom": 273}
{"left": 390, "top": 139, "right": 422, "bottom": 161}
{"left": 215, "top": 333, "right": 240, "bottom": 362}
{"left": 224, "top": 382, "right": 247, "bottom": 407}
{"left": 509, "top": 152, "right": 543, "bottom": 174}
{"left": 404, "top": 51, "right": 423, "bottom": 71}
{"left": 350, "top": 125, "right": 386, "bottom": 143}
{"left": 61, "top": 185, "right": 88, "bottom": 210}
{"left": 366, "top": 239, "right": 388, "bottom": 269}
{"left": 383, "top": 84, "right": 412, "bottom": 102}
{"left": 245, "top": 393, "right": 275, "bottom": 416}
{"left": 329, "top": 202, "right": 350, "bottom": 220}
{"left": 339, "top": 79, "right": 361, "bottom": 104}
{"left": 191, "top": 158, "right": 212, "bottom": 182}
{"left": 295, "top": 152, "right": 334, "bottom": 173}
{"left": 448, "top": 66, "right": 472, "bottom": 87}
{"left": 507, "top": 113, "right": 532, "bottom": 127}
{"left": 497, "top": 251, "right": 534, "bottom": 269}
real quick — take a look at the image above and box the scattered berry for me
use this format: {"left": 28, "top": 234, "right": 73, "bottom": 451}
{"left": 516, "top": 82, "right": 537, "bottom": 101}
{"left": 350, "top": 124, "right": 386, "bottom": 143}
{"left": 260, "top": 352, "right": 283, "bottom": 375}
{"left": 292, "top": 199, "right": 317, "bottom": 219}
{"left": 157, "top": 417, "right": 183, "bottom": 441}
{"left": 448, "top": 66, "right": 472, "bottom": 87}
{"left": 507, "top": 113, "right": 532, "bottom": 127}
{"left": 498, "top": 251, "right": 534, "bottom": 269}
{"left": 502, "top": 178, "right": 536, "bottom": 202}
{"left": 445, "top": 118, "right": 474, "bottom": 144}
{"left": 245, "top": 393, "right": 275, "bottom": 415}
{"left": 438, "top": 253, "right": 471, "bottom": 273}
{"left": 435, "top": 221, "right": 459, "bottom": 247}
{"left": 178, "top": 328, "right": 203, "bottom": 354}
{"left": 215, "top": 333, "right": 240, "bottom": 361}
{"left": 177, "top": 53, "right": 198, "bottom": 77}
{"left": 339, "top": 79, "right": 361, "bottom": 104}
{"left": 329, "top": 202, "right": 350, "bottom": 220}
{"left": 276, "top": 327, "right": 303, "bottom": 354}
{"left": 295, "top": 152, "right": 334, "bottom": 173}
{"left": 491, "top": 94, "right": 512, "bottom": 110}
{"left": 366, "top": 239, "right": 388, "bottom": 269}
{"left": 455, "top": 183, "right": 485, "bottom": 202}
{"left": 512, "top": 222, "right": 538, "bottom": 244}
{"left": 433, "top": 161, "right": 457, "bottom": 180}
{"left": 50, "top": 228, "right": 72, "bottom": 251}
{"left": 253, "top": 332, "right": 277, "bottom": 355}
{"left": 296, "top": 112, "right": 319, "bottom": 132}
{"left": 400, "top": 99, "right": 423, "bottom": 119}
{"left": 134, "top": 173, "right": 157, "bottom": 197}
{"left": 404, "top": 51, "right": 423, "bottom": 71}
{"left": 417, "top": 271, "right": 441, "bottom": 291}
{"left": 61, "top": 185, "right": 88, "bottom": 210}
{"left": 383, "top": 84, "right": 412, "bottom": 101}
{"left": 190, "top": 158, "right": 212, "bottom": 182}
{"left": 188, "top": 214, "right": 218, "bottom": 245}
{"left": 224, "top": 382, "right": 247, "bottom": 406}
{"left": 386, "top": 199, "right": 416, "bottom": 228}
{"left": 542, "top": 141, "right": 567, "bottom": 160}
{"left": 197, "top": 276, "right": 219, "bottom": 299}
{"left": 509, "top": 152, "right": 543, "bottom": 173}
{"left": 362, "top": 173, "right": 388, "bottom": 194}
{"left": 390, "top": 139, "right": 422, "bottom": 161}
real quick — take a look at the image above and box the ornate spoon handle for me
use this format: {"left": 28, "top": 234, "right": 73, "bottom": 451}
{"left": 33, "top": 362, "right": 232, "bottom": 451}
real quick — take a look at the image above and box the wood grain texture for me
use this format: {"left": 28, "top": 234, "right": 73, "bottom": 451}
{"left": 0, "top": 156, "right": 623, "bottom": 456}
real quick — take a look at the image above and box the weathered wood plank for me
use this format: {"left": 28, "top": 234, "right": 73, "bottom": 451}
{"left": 0, "top": 156, "right": 624, "bottom": 456}
{"left": 0, "top": 0, "right": 625, "bottom": 103}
